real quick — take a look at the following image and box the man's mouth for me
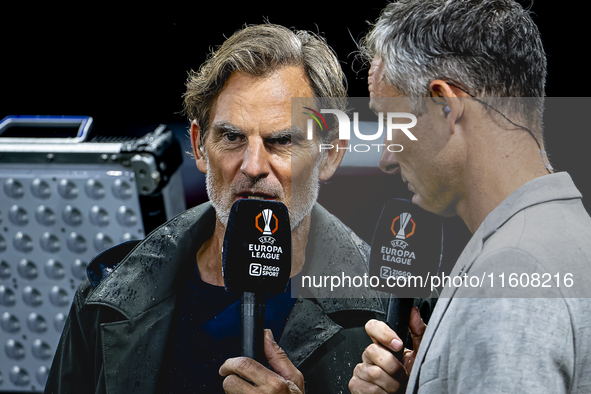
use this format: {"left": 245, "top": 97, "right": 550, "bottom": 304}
{"left": 237, "top": 192, "right": 276, "bottom": 201}
{"left": 400, "top": 176, "right": 414, "bottom": 192}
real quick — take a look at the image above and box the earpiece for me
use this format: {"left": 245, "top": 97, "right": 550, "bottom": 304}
{"left": 429, "top": 92, "right": 455, "bottom": 121}
{"left": 443, "top": 105, "right": 451, "bottom": 117}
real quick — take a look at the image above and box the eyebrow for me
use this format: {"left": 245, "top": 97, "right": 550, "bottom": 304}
{"left": 210, "top": 121, "right": 305, "bottom": 140}
{"left": 269, "top": 126, "right": 306, "bottom": 140}
{"left": 211, "top": 121, "right": 243, "bottom": 135}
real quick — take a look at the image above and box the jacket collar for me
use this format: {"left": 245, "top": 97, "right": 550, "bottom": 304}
{"left": 478, "top": 172, "right": 580, "bottom": 241}
{"left": 407, "top": 172, "right": 582, "bottom": 393}
{"left": 86, "top": 203, "right": 215, "bottom": 319}
{"left": 436, "top": 172, "right": 581, "bottom": 299}
{"left": 298, "top": 204, "right": 386, "bottom": 314}
{"left": 86, "top": 202, "right": 384, "bottom": 318}
{"left": 279, "top": 204, "right": 386, "bottom": 367}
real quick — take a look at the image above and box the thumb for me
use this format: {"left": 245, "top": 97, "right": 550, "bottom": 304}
{"left": 264, "top": 329, "right": 304, "bottom": 390}
{"left": 401, "top": 307, "right": 427, "bottom": 375}
{"left": 409, "top": 307, "right": 426, "bottom": 352}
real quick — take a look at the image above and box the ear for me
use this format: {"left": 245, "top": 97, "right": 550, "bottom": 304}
{"left": 318, "top": 139, "right": 348, "bottom": 181}
{"left": 429, "top": 80, "right": 465, "bottom": 130}
{"left": 190, "top": 120, "right": 208, "bottom": 174}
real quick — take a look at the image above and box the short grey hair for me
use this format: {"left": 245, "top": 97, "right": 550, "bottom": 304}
{"left": 184, "top": 23, "right": 347, "bottom": 145}
{"left": 360, "top": 0, "right": 547, "bottom": 136}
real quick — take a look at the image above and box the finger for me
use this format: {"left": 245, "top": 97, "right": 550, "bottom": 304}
{"left": 349, "top": 375, "right": 389, "bottom": 394}
{"left": 353, "top": 362, "right": 402, "bottom": 393}
{"left": 219, "top": 357, "right": 270, "bottom": 387}
{"left": 402, "top": 349, "right": 414, "bottom": 371}
{"left": 361, "top": 343, "right": 405, "bottom": 377}
{"left": 365, "top": 319, "right": 404, "bottom": 352}
{"left": 220, "top": 357, "right": 298, "bottom": 394}
{"left": 221, "top": 373, "right": 257, "bottom": 394}
{"left": 263, "top": 329, "right": 304, "bottom": 392}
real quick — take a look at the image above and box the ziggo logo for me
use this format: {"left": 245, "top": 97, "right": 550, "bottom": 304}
{"left": 303, "top": 107, "right": 417, "bottom": 153}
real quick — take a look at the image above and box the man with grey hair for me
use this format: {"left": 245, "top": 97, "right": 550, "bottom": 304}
{"left": 45, "top": 24, "right": 385, "bottom": 394}
{"left": 349, "top": 0, "right": 591, "bottom": 393}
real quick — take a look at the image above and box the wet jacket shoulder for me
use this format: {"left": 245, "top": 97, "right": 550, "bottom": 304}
{"left": 45, "top": 203, "right": 215, "bottom": 394}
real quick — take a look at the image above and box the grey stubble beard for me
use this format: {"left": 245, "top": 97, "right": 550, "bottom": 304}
{"left": 204, "top": 153, "right": 320, "bottom": 231}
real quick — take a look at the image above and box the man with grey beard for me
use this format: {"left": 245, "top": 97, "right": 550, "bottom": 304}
{"left": 45, "top": 24, "right": 385, "bottom": 394}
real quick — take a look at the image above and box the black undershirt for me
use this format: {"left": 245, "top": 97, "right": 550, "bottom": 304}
{"left": 155, "top": 265, "right": 297, "bottom": 393}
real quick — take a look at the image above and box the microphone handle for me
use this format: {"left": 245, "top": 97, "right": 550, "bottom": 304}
{"left": 241, "top": 292, "right": 266, "bottom": 364}
{"left": 386, "top": 295, "right": 414, "bottom": 363}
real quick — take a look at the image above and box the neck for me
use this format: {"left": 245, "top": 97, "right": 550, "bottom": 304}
{"left": 455, "top": 130, "right": 550, "bottom": 233}
{"left": 196, "top": 211, "right": 312, "bottom": 287}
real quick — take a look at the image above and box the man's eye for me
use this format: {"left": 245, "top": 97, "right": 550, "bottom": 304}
{"left": 224, "top": 133, "right": 239, "bottom": 142}
{"left": 271, "top": 136, "right": 291, "bottom": 145}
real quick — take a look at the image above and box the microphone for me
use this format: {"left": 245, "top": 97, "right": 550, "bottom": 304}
{"left": 222, "top": 199, "right": 291, "bottom": 364}
{"left": 369, "top": 198, "right": 442, "bottom": 362}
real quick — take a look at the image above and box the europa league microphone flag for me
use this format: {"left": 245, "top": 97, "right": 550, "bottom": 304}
{"left": 222, "top": 199, "right": 292, "bottom": 294}
{"left": 369, "top": 198, "right": 443, "bottom": 298}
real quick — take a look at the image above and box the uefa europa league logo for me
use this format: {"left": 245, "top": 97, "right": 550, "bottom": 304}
{"left": 262, "top": 209, "right": 273, "bottom": 235}
{"left": 256, "top": 208, "right": 278, "bottom": 244}
{"left": 389, "top": 212, "right": 415, "bottom": 249}
{"left": 395, "top": 212, "right": 412, "bottom": 240}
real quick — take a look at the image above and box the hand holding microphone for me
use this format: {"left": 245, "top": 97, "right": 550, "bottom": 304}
{"left": 349, "top": 308, "right": 426, "bottom": 394}
{"left": 220, "top": 199, "right": 303, "bottom": 393}
{"left": 350, "top": 198, "right": 441, "bottom": 393}
{"left": 220, "top": 329, "right": 304, "bottom": 394}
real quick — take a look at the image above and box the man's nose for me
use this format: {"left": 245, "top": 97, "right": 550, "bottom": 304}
{"left": 240, "top": 139, "right": 270, "bottom": 181}
{"left": 379, "top": 148, "right": 400, "bottom": 175}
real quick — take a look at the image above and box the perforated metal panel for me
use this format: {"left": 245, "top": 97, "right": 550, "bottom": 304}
{"left": 0, "top": 166, "right": 144, "bottom": 391}
{"left": 0, "top": 119, "right": 185, "bottom": 392}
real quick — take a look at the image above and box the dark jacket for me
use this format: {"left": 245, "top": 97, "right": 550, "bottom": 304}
{"left": 45, "top": 203, "right": 391, "bottom": 393}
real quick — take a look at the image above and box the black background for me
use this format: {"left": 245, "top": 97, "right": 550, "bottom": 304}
{"left": 1, "top": 2, "right": 582, "bottom": 129}
{"left": 1, "top": 1, "right": 586, "bottom": 223}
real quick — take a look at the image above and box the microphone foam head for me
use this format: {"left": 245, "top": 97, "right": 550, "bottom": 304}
{"left": 222, "top": 199, "right": 291, "bottom": 294}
